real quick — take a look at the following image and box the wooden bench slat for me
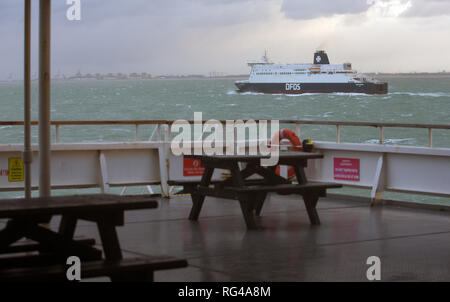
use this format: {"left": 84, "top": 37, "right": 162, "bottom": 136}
{"left": 0, "top": 194, "right": 158, "bottom": 218}
{"left": 185, "top": 152, "right": 323, "bottom": 162}
{"left": 0, "top": 248, "right": 103, "bottom": 270}
{"left": 168, "top": 179, "right": 268, "bottom": 187}
{"left": 0, "top": 256, "right": 188, "bottom": 282}
{"left": 224, "top": 182, "right": 342, "bottom": 193}
{"left": 0, "top": 238, "right": 96, "bottom": 255}
{"left": 196, "top": 182, "right": 342, "bottom": 200}
{"left": 168, "top": 180, "right": 219, "bottom": 186}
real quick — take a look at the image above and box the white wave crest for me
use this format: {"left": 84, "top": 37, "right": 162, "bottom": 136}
{"left": 365, "top": 138, "right": 416, "bottom": 144}
{"left": 228, "top": 91, "right": 376, "bottom": 97}
{"left": 331, "top": 92, "right": 373, "bottom": 96}
{"left": 226, "top": 90, "right": 239, "bottom": 95}
{"left": 390, "top": 92, "right": 450, "bottom": 97}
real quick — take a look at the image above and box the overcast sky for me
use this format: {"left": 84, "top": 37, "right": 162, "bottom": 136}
{"left": 1, "top": 0, "right": 450, "bottom": 80}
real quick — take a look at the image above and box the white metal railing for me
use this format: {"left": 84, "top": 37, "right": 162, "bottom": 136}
{"left": 0, "top": 119, "right": 448, "bottom": 147}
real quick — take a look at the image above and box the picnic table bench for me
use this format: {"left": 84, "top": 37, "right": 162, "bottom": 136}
{"left": 169, "top": 152, "right": 342, "bottom": 229}
{"left": 0, "top": 194, "right": 187, "bottom": 281}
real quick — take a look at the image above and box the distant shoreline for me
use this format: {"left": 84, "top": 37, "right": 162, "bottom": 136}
{"left": 367, "top": 72, "right": 450, "bottom": 78}
{"left": 1, "top": 72, "right": 450, "bottom": 83}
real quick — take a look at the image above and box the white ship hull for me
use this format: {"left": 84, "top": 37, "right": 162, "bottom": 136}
{"left": 235, "top": 81, "right": 388, "bottom": 94}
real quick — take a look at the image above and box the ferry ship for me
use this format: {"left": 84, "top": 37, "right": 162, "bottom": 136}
{"left": 235, "top": 50, "right": 388, "bottom": 94}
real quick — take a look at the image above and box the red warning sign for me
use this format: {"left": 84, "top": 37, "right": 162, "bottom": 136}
{"left": 183, "top": 158, "right": 205, "bottom": 177}
{"left": 334, "top": 158, "right": 360, "bottom": 181}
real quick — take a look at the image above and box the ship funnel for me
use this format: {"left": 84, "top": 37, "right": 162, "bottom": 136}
{"left": 313, "top": 50, "right": 329, "bottom": 64}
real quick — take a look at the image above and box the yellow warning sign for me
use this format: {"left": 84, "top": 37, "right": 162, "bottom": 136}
{"left": 8, "top": 158, "right": 24, "bottom": 182}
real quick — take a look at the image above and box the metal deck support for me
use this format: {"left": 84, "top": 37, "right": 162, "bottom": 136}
{"left": 158, "top": 126, "right": 170, "bottom": 197}
{"left": 99, "top": 151, "right": 110, "bottom": 193}
{"left": 23, "top": 0, "right": 32, "bottom": 199}
{"left": 371, "top": 154, "right": 386, "bottom": 206}
{"left": 39, "top": 0, "right": 52, "bottom": 198}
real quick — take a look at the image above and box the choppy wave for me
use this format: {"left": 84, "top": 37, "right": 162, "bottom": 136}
{"left": 230, "top": 91, "right": 265, "bottom": 96}
{"left": 390, "top": 92, "right": 450, "bottom": 97}
{"left": 365, "top": 138, "right": 416, "bottom": 144}
{"left": 110, "top": 128, "right": 133, "bottom": 133}
{"left": 0, "top": 126, "right": 12, "bottom": 130}
{"left": 331, "top": 92, "right": 372, "bottom": 96}
{"left": 285, "top": 93, "right": 318, "bottom": 97}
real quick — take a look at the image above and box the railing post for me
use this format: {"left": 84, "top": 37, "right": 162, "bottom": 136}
{"left": 158, "top": 123, "right": 170, "bottom": 197}
{"left": 379, "top": 127, "right": 384, "bottom": 144}
{"left": 164, "top": 123, "right": 170, "bottom": 143}
{"left": 296, "top": 123, "right": 301, "bottom": 138}
{"left": 157, "top": 124, "right": 161, "bottom": 141}
{"left": 55, "top": 124, "right": 59, "bottom": 143}
{"left": 135, "top": 124, "right": 139, "bottom": 141}
{"left": 148, "top": 125, "right": 158, "bottom": 141}
{"left": 428, "top": 128, "right": 433, "bottom": 148}
{"left": 336, "top": 125, "right": 341, "bottom": 143}
{"left": 370, "top": 154, "right": 386, "bottom": 206}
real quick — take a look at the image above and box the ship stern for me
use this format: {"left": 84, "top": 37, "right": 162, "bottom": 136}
{"left": 366, "top": 82, "right": 388, "bottom": 94}
{"left": 374, "top": 82, "right": 388, "bottom": 94}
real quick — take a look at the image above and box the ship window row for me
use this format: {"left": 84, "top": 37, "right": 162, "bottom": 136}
{"left": 254, "top": 72, "right": 307, "bottom": 75}
{"left": 253, "top": 70, "right": 353, "bottom": 76}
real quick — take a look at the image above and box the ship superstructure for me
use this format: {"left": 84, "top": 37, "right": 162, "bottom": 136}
{"left": 235, "top": 50, "right": 388, "bottom": 94}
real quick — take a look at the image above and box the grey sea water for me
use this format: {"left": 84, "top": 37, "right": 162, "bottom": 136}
{"left": 0, "top": 76, "right": 449, "bottom": 204}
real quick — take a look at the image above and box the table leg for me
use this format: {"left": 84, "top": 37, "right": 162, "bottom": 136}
{"left": 229, "top": 163, "right": 258, "bottom": 229}
{"left": 303, "top": 193, "right": 320, "bottom": 225}
{"left": 189, "top": 166, "right": 214, "bottom": 221}
{"left": 25, "top": 224, "right": 102, "bottom": 261}
{"left": 97, "top": 220, "right": 123, "bottom": 261}
{"left": 254, "top": 192, "right": 267, "bottom": 216}
{"left": 238, "top": 196, "right": 258, "bottom": 230}
{"left": 97, "top": 218, "right": 128, "bottom": 282}
{"left": 293, "top": 165, "right": 307, "bottom": 184}
{"left": 0, "top": 220, "right": 26, "bottom": 250}
{"left": 58, "top": 216, "right": 78, "bottom": 241}
{"left": 189, "top": 193, "right": 206, "bottom": 221}
{"left": 229, "top": 162, "right": 245, "bottom": 186}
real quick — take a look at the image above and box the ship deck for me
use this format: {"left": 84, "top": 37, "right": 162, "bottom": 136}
{"left": 2, "top": 194, "right": 449, "bottom": 282}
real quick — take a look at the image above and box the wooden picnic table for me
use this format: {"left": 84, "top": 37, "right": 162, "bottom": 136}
{"left": 170, "top": 152, "right": 342, "bottom": 229}
{"left": 0, "top": 194, "right": 187, "bottom": 281}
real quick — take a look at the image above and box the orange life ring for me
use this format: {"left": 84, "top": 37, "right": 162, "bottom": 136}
{"left": 271, "top": 129, "right": 302, "bottom": 179}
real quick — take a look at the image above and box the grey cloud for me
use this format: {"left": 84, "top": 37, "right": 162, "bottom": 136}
{"left": 0, "top": 0, "right": 277, "bottom": 79}
{"left": 281, "top": 0, "right": 372, "bottom": 20}
{"left": 1, "top": 0, "right": 266, "bottom": 26}
{"left": 402, "top": 0, "right": 450, "bottom": 17}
